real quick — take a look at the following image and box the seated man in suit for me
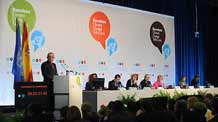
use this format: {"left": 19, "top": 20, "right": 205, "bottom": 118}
{"left": 126, "top": 74, "right": 138, "bottom": 90}
{"left": 108, "top": 74, "right": 123, "bottom": 90}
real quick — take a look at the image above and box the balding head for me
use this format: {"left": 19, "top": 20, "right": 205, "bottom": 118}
{"left": 47, "top": 52, "right": 55, "bottom": 63}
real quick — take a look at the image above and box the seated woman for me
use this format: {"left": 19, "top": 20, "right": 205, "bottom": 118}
{"left": 179, "top": 76, "right": 187, "bottom": 89}
{"left": 126, "top": 74, "right": 138, "bottom": 90}
{"left": 153, "top": 75, "right": 164, "bottom": 89}
{"left": 190, "top": 74, "right": 200, "bottom": 88}
{"left": 85, "top": 73, "right": 98, "bottom": 91}
{"left": 139, "top": 74, "right": 151, "bottom": 89}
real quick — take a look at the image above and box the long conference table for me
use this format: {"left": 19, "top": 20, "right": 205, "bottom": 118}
{"left": 83, "top": 88, "right": 218, "bottom": 112}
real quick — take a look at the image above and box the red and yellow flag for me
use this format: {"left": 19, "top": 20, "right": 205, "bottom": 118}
{"left": 22, "top": 20, "right": 33, "bottom": 82}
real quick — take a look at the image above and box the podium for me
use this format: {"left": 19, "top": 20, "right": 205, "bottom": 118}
{"left": 53, "top": 75, "right": 83, "bottom": 109}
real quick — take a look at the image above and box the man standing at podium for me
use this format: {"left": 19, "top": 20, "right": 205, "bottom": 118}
{"left": 41, "top": 52, "right": 58, "bottom": 82}
{"left": 41, "top": 52, "right": 58, "bottom": 111}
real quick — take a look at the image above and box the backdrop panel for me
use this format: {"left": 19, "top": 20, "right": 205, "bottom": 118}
{"left": 0, "top": 0, "right": 175, "bottom": 106}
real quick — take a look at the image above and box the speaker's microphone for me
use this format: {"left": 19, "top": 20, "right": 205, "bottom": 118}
{"left": 60, "top": 63, "right": 70, "bottom": 75}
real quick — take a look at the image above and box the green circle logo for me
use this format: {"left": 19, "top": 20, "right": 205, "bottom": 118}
{"left": 8, "top": 0, "right": 36, "bottom": 32}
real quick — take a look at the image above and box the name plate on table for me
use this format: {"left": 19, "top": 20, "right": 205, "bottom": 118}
{"left": 175, "top": 86, "right": 181, "bottom": 89}
{"left": 157, "top": 87, "right": 164, "bottom": 90}
{"left": 119, "top": 88, "right": 126, "bottom": 91}
{"left": 129, "top": 87, "right": 138, "bottom": 91}
{"left": 210, "top": 85, "right": 214, "bottom": 88}
{"left": 143, "top": 87, "right": 151, "bottom": 90}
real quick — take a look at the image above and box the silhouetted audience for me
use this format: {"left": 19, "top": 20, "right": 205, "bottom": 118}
{"left": 7, "top": 94, "right": 218, "bottom": 122}
{"left": 204, "top": 94, "right": 214, "bottom": 121}
{"left": 60, "top": 106, "right": 69, "bottom": 122}
{"left": 183, "top": 102, "right": 207, "bottom": 122}
{"left": 209, "top": 97, "right": 218, "bottom": 122}
{"left": 174, "top": 99, "right": 187, "bottom": 122}
{"left": 65, "top": 106, "right": 82, "bottom": 122}
{"left": 107, "top": 100, "right": 132, "bottom": 122}
{"left": 22, "top": 103, "right": 52, "bottom": 122}
{"left": 81, "top": 103, "right": 99, "bottom": 122}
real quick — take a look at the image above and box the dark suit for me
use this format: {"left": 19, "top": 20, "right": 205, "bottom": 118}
{"left": 41, "top": 61, "right": 57, "bottom": 111}
{"left": 126, "top": 79, "right": 138, "bottom": 90}
{"left": 85, "top": 82, "right": 96, "bottom": 91}
{"left": 190, "top": 79, "right": 199, "bottom": 88}
{"left": 108, "top": 80, "right": 123, "bottom": 90}
{"left": 139, "top": 80, "right": 151, "bottom": 89}
{"left": 41, "top": 61, "right": 58, "bottom": 82}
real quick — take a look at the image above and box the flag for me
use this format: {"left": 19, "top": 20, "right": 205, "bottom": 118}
{"left": 12, "top": 19, "right": 24, "bottom": 82}
{"left": 22, "top": 20, "right": 33, "bottom": 82}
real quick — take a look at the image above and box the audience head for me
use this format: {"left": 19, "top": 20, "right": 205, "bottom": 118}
{"left": 60, "top": 106, "right": 69, "bottom": 120}
{"left": 193, "top": 102, "right": 207, "bottom": 116}
{"left": 174, "top": 99, "right": 187, "bottom": 121}
{"left": 111, "top": 100, "right": 125, "bottom": 113}
{"left": 114, "top": 74, "right": 121, "bottom": 83}
{"left": 66, "top": 106, "right": 81, "bottom": 121}
{"left": 144, "top": 74, "right": 150, "bottom": 81}
{"left": 175, "top": 99, "right": 187, "bottom": 113}
{"left": 107, "top": 101, "right": 114, "bottom": 110}
{"left": 152, "top": 97, "right": 168, "bottom": 111}
{"left": 81, "top": 103, "right": 99, "bottom": 122}
{"left": 25, "top": 103, "right": 43, "bottom": 116}
{"left": 139, "top": 98, "right": 153, "bottom": 113}
{"left": 47, "top": 52, "right": 55, "bottom": 63}
{"left": 131, "top": 74, "right": 138, "bottom": 81}
{"left": 211, "top": 97, "right": 218, "bottom": 114}
{"left": 204, "top": 93, "right": 213, "bottom": 107}
{"left": 81, "top": 103, "right": 92, "bottom": 115}
{"left": 167, "top": 99, "right": 175, "bottom": 111}
{"left": 187, "top": 96, "right": 199, "bottom": 110}
{"left": 127, "top": 101, "right": 138, "bottom": 114}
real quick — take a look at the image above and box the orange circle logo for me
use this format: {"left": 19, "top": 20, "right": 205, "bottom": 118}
{"left": 89, "top": 11, "right": 110, "bottom": 49}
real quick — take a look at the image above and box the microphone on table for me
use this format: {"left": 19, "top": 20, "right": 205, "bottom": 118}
{"left": 63, "top": 63, "right": 79, "bottom": 75}
{"left": 64, "top": 63, "right": 74, "bottom": 73}
{"left": 60, "top": 63, "right": 70, "bottom": 76}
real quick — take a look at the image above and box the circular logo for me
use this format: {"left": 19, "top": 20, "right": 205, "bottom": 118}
{"left": 162, "top": 44, "right": 171, "bottom": 60}
{"left": 107, "top": 37, "right": 117, "bottom": 56}
{"left": 8, "top": 0, "right": 36, "bottom": 32}
{"left": 31, "top": 30, "right": 45, "bottom": 52}
{"left": 150, "top": 21, "right": 166, "bottom": 53}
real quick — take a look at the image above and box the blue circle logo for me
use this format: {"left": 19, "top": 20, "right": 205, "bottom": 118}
{"left": 31, "top": 30, "right": 45, "bottom": 52}
{"left": 107, "top": 37, "right": 118, "bottom": 56}
{"left": 162, "top": 44, "right": 171, "bottom": 60}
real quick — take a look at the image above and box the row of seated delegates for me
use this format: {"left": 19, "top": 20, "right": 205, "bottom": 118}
{"left": 126, "top": 74, "right": 164, "bottom": 90}
{"left": 179, "top": 74, "right": 200, "bottom": 88}
{"left": 108, "top": 74, "right": 155, "bottom": 90}
{"left": 85, "top": 73, "right": 165, "bottom": 90}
